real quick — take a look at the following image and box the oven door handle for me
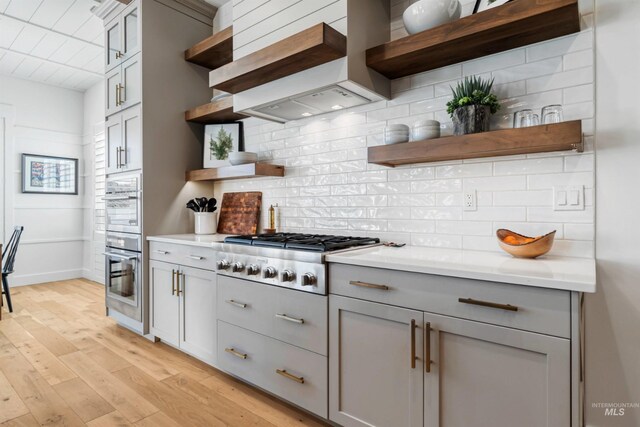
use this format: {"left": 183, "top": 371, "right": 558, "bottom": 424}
{"left": 103, "top": 252, "right": 138, "bottom": 261}
{"left": 102, "top": 195, "right": 139, "bottom": 201}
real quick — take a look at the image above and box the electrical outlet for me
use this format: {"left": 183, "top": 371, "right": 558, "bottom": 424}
{"left": 554, "top": 185, "right": 584, "bottom": 211}
{"left": 464, "top": 190, "right": 477, "bottom": 211}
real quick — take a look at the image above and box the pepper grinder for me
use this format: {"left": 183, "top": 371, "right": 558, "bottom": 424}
{"left": 264, "top": 204, "right": 276, "bottom": 234}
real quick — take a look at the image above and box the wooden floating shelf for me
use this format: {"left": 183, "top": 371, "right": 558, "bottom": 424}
{"left": 185, "top": 97, "right": 247, "bottom": 124}
{"left": 184, "top": 26, "right": 233, "bottom": 70}
{"left": 186, "top": 163, "right": 285, "bottom": 182}
{"left": 366, "top": 0, "right": 580, "bottom": 79}
{"left": 209, "top": 23, "right": 347, "bottom": 94}
{"left": 368, "top": 121, "right": 583, "bottom": 167}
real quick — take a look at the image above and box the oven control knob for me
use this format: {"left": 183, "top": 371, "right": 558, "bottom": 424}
{"left": 301, "top": 273, "right": 317, "bottom": 287}
{"left": 281, "top": 269, "right": 296, "bottom": 282}
{"left": 247, "top": 264, "right": 260, "bottom": 275}
{"left": 263, "top": 266, "right": 277, "bottom": 279}
{"left": 216, "top": 260, "right": 230, "bottom": 270}
{"left": 232, "top": 262, "right": 245, "bottom": 273}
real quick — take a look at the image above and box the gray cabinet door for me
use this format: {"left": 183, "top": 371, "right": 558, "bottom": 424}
{"left": 120, "top": 105, "right": 141, "bottom": 172}
{"left": 105, "top": 116, "right": 121, "bottom": 174}
{"left": 423, "top": 312, "right": 571, "bottom": 427}
{"left": 149, "top": 260, "right": 180, "bottom": 347}
{"left": 330, "top": 295, "right": 424, "bottom": 427}
{"left": 179, "top": 265, "right": 217, "bottom": 366}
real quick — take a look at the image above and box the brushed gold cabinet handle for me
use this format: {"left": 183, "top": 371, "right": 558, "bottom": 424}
{"left": 349, "top": 280, "right": 389, "bottom": 291}
{"left": 458, "top": 297, "right": 518, "bottom": 312}
{"left": 226, "top": 299, "right": 247, "bottom": 308}
{"left": 410, "top": 319, "right": 416, "bottom": 369}
{"left": 115, "top": 83, "right": 120, "bottom": 106}
{"left": 118, "top": 83, "right": 125, "bottom": 104}
{"left": 115, "top": 147, "right": 121, "bottom": 168}
{"left": 177, "top": 272, "right": 183, "bottom": 296}
{"left": 171, "top": 269, "right": 176, "bottom": 295}
{"left": 225, "top": 348, "right": 247, "bottom": 359}
{"left": 425, "top": 322, "right": 431, "bottom": 373}
{"left": 276, "top": 369, "right": 304, "bottom": 384}
{"left": 275, "top": 313, "right": 304, "bottom": 324}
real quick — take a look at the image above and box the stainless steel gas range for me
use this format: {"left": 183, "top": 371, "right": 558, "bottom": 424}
{"left": 215, "top": 233, "right": 381, "bottom": 294}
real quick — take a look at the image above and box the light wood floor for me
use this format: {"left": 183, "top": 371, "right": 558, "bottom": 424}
{"left": 0, "top": 279, "right": 329, "bottom": 427}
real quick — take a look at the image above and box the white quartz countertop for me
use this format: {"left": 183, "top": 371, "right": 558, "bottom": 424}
{"left": 147, "top": 234, "right": 230, "bottom": 248}
{"left": 326, "top": 246, "right": 596, "bottom": 293}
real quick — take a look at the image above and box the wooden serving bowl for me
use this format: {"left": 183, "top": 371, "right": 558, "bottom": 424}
{"left": 496, "top": 229, "right": 556, "bottom": 259}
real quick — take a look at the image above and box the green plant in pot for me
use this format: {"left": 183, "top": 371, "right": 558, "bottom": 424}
{"left": 446, "top": 76, "right": 500, "bottom": 135}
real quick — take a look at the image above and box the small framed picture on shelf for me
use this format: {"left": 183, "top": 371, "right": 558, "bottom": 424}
{"left": 473, "top": 0, "right": 511, "bottom": 14}
{"left": 22, "top": 153, "right": 78, "bottom": 195}
{"left": 203, "top": 123, "right": 243, "bottom": 168}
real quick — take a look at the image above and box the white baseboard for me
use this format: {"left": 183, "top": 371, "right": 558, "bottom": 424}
{"left": 9, "top": 269, "right": 85, "bottom": 287}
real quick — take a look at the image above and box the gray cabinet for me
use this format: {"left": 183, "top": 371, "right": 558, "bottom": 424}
{"left": 105, "top": 0, "right": 140, "bottom": 73}
{"left": 149, "top": 259, "right": 216, "bottom": 365}
{"left": 423, "top": 312, "right": 570, "bottom": 427}
{"left": 105, "top": 54, "right": 141, "bottom": 117}
{"left": 328, "top": 263, "right": 579, "bottom": 427}
{"left": 149, "top": 260, "right": 179, "bottom": 346}
{"left": 105, "top": 105, "right": 141, "bottom": 174}
{"left": 329, "top": 295, "right": 424, "bottom": 427}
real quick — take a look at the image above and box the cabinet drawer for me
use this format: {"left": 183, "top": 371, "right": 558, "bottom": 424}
{"left": 329, "top": 263, "right": 571, "bottom": 338}
{"left": 218, "top": 320, "right": 327, "bottom": 418}
{"left": 149, "top": 241, "right": 216, "bottom": 270}
{"left": 217, "top": 275, "right": 327, "bottom": 355}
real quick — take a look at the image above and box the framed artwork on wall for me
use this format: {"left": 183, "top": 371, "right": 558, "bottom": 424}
{"left": 473, "top": 0, "right": 511, "bottom": 13}
{"left": 21, "top": 154, "right": 78, "bottom": 195}
{"left": 203, "top": 122, "right": 243, "bottom": 168}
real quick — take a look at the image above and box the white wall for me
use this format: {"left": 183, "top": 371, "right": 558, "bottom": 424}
{"left": 0, "top": 75, "right": 86, "bottom": 286}
{"left": 587, "top": 0, "right": 640, "bottom": 425}
{"left": 82, "top": 81, "right": 106, "bottom": 284}
{"left": 215, "top": 0, "right": 596, "bottom": 257}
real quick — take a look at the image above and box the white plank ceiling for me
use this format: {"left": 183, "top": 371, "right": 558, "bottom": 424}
{"left": 0, "top": 0, "right": 104, "bottom": 92}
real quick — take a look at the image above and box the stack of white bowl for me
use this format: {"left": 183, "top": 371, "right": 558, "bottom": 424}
{"left": 412, "top": 120, "right": 441, "bottom": 141}
{"left": 383, "top": 124, "right": 410, "bottom": 145}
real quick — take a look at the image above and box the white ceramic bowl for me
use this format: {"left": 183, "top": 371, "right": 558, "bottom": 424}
{"left": 412, "top": 127, "right": 441, "bottom": 140}
{"left": 228, "top": 151, "right": 258, "bottom": 165}
{"left": 384, "top": 124, "right": 411, "bottom": 145}
{"left": 403, "top": 0, "right": 461, "bottom": 35}
{"left": 385, "top": 124, "right": 410, "bottom": 133}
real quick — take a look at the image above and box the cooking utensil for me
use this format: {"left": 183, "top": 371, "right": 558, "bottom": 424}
{"left": 207, "top": 198, "right": 217, "bottom": 212}
{"left": 186, "top": 200, "right": 199, "bottom": 212}
{"left": 197, "top": 197, "right": 208, "bottom": 212}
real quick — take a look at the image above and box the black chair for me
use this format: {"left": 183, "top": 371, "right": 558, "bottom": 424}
{"left": 2, "top": 226, "right": 24, "bottom": 313}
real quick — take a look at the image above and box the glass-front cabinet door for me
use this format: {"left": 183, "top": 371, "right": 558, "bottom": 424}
{"left": 105, "top": 17, "right": 121, "bottom": 72}
{"left": 123, "top": 3, "right": 139, "bottom": 59}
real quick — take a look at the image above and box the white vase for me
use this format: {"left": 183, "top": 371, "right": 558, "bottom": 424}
{"left": 403, "top": 0, "right": 461, "bottom": 35}
{"left": 194, "top": 212, "right": 217, "bottom": 235}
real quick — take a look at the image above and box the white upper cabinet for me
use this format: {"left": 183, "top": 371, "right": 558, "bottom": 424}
{"left": 105, "top": 0, "right": 140, "bottom": 73}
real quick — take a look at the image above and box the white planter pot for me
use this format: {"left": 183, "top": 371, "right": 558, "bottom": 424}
{"left": 194, "top": 212, "right": 217, "bottom": 235}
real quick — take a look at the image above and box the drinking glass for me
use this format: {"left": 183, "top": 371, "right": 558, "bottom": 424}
{"left": 513, "top": 109, "right": 539, "bottom": 128}
{"left": 541, "top": 104, "right": 563, "bottom": 124}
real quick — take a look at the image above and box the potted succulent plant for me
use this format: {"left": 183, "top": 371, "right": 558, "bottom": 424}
{"left": 446, "top": 76, "right": 500, "bottom": 135}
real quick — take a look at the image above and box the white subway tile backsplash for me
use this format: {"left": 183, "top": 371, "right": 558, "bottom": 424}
{"left": 493, "top": 158, "right": 563, "bottom": 175}
{"left": 215, "top": 11, "right": 595, "bottom": 257}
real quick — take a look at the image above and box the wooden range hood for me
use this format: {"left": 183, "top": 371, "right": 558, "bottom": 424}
{"left": 209, "top": 1, "right": 391, "bottom": 123}
{"left": 209, "top": 23, "right": 347, "bottom": 94}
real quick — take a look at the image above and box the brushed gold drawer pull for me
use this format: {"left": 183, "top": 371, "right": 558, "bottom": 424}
{"left": 188, "top": 255, "right": 204, "bottom": 260}
{"left": 275, "top": 313, "right": 304, "bottom": 324}
{"left": 226, "top": 299, "right": 247, "bottom": 308}
{"left": 154, "top": 250, "right": 169, "bottom": 255}
{"left": 225, "top": 348, "right": 247, "bottom": 359}
{"left": 349, "top": 280, "right": 389, "bottom": 291}
{"left": 410, "top": 319, "right": 416, "bottom": 369}
{"left": 276, "top": 369, "right": 304, "bottom": 384}
{"left": 177, "top": 272, "right": 183, "bottom": 296}
{"left": 425, "top": 322, "right": 432, "bottom": 373}
{"left": 171, "top": 269, "right": 176, "bottom": 295}
{"left": 458, "top": 298, "right": 518, "bottom": 312}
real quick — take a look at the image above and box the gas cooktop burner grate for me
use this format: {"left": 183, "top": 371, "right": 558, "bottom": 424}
{"left": 224, "top": 233, "right": 380, "bottom": 252}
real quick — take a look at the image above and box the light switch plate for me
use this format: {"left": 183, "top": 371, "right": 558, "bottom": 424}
{"left": 554, "top": 185, "right": 584, "bottom": 211}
